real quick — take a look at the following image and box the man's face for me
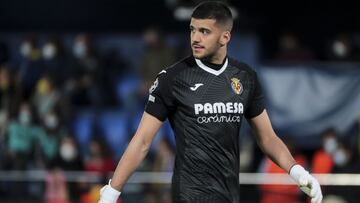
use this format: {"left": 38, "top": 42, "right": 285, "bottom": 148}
{"left": 190, "top": 18, "right": 225, "bottom": 59}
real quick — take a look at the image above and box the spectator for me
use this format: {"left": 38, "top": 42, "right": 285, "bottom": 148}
{"left": 138, "top": 26, "right": 176, "bottom": 97}
{"left": 0, "top": 66, "right": 21, "bottom": 170}
{"left": 311, "top": 129, "right": 336, "bottom": 174}
{"left": 326, "top": 33, "right": 360, "bottom": 61}
{"left": 327, "top": 142, "right": 360, "bottom": 202}
{"left": 44, "top": 167, "right": 71, "bottom": 203}
{"left": 0, "top": 67, "right": 18, "bottom": 139}
{"left": 332, "top": 143, "right": 358, "bottom": 171}
{"left": 99, "top": 48, "right": 130, "bottom": 106}
{"left": 84, "top": 138, "right": 115, "bottom": 176}
{"left": 259, "top": 137, "right": 307, "bottom": 203}
{"left": 53, "top": 136, "right": 84, "bottom": 202}
{"left": 36, "top": 110, "right": 67, "bottom": 167}
{"left": 32, "top": 76, "right": 61, "bottom": 120}
{"left": 66, "top": 33, "right": 103, "bottom": 106}
{"left": 82, "top": 139, "right": 117, "bottom": 202}
{"left": 274, "top": 32, "right": 316, "bottom": 61}
{"left": 71, "top": 34, "right": 101, "bottom": 73}
{"left": 55, "top": 136, "right": 83, "bottom": 170}
{"left": 40, "top": 37, "right": 69, "bottom": 87}
{"left": 6, "top": 102, "right": 39, "bottom": 169}
{"left": 17, "top": 36, "right": 44, "bottom": 99}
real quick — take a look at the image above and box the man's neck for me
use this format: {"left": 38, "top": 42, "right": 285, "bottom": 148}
{"left": 201, "top": 57, "right": 227, "bottom": 71}
{"left": 208, "top": 48, "right": 227, "bottom": 64}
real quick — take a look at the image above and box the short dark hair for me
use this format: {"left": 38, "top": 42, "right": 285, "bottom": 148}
{"left": 191, "top": 1, "right": 233, "bottom": 31}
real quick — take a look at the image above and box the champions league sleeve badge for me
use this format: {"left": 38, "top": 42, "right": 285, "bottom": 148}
{"left": 149, "top": 78, "right": 159, "bottom": 94}
{"left": 231, "top": 78, "right": 243, "bottom": 95}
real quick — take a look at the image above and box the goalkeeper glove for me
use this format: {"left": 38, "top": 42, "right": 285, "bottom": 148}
{"left": 290, "top": 164, "right": 323, "bottom": 203}
{"left": 98, "top": 180, "right": 121, "bottom": 203}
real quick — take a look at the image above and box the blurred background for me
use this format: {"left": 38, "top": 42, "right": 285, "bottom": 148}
{"left": 1, "top": 0, "right": 360, "bottom": 203}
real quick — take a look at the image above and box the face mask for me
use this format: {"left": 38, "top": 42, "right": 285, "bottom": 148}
{"left": 19, "top": 111, "right": 32, "bottom": 126}
{"left": 20, "top": 42, "right": 32, "bottom": 57}
{"left": 324, "top": 138, "right": 337, "bottom": 154}
{"left": 60, "top": 143, "right": 77, "bottom": 161}
{"left": 73, "top": 42, "right": 87, "bottom": 58}
{"left": 333, "top": 149, "right": 348, "bottom": 167}
{"left": 42, "top": 43, "right": 57, "bottom": 60}
{"left": 45, "top": 114, "right": 59, "bottom": 129}
{"left": 332, "top": 41, "right": 348, "bottom": 58}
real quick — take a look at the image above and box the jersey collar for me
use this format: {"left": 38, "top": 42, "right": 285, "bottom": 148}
{"left": 195, "top": 57, "right": 228, "bottom": 76}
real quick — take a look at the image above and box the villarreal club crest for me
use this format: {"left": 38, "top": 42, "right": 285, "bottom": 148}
{"left": 231, "top": 78, "right": 243, "bottom": 95}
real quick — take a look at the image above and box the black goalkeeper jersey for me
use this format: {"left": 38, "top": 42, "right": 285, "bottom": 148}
{"left": 145, "top": 56, "right": 265, "bottom": 203}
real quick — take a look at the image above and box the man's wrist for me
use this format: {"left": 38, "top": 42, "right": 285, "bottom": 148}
{"left": 289, "top": 164, "right": 308, "bottom": 183}
{"left": 99, "top": 179, "right": 121, "bottom": 203}
{"left": 108, "top": 180, "right": 121, "bottom": 193}
{"left": 106, "top": 181, "right": 121, "bottom": 196}
{"left": 287, "top": 163, "right": 298, "bottom": 174}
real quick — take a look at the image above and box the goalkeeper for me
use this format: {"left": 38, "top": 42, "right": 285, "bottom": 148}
{"left": 98, "top": 1, "right": 322, "bottom": 203}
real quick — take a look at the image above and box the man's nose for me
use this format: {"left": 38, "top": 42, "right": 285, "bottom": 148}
{"left": 192, "top": 31, "right": 201, "bottom": 43}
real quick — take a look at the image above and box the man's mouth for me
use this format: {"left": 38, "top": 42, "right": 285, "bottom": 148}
{"left": 192, "top": 44, "right": 205, "bottom": 51}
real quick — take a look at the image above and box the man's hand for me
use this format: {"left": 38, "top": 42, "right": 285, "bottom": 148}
{"left": 290, "top": 164, "right": 323, "bottom": 203}
{"left": 98, "top": 180, "right": 121, "bottom": 203}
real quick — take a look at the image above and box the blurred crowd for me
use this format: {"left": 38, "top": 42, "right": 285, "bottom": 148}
{"left": 0, "top": 29, "right": 360, "bottom": 203}
{"left": 272, "top": 32, "right": 360, "bottom": 62}
{"left": 0, "top": 28, "right": 178, "bottom": 203}
{"left": 239, "top": 127, "right": 360, "bottom": 203}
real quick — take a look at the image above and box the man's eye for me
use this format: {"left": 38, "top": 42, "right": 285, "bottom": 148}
{"left": 202, "top": 30, "right": 210, "bottom": 35}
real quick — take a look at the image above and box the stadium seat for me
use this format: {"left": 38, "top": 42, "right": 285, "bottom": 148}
{"left": 71, "top": 110, "right": 96, "bottom": 157}
{"left": 115, "top": 74, "right": 140, "bottom": 106}
{"left": 98, "top": 110, "right": 129, "bottom": 160}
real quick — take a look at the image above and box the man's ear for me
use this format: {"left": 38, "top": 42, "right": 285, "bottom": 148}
{"left": 219, "top": 31, "right": 231, "bottom": 46}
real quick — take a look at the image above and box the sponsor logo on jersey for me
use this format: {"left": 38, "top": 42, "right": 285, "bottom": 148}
{"left": 194, "top": 102, "right": 243, "bottom": 115}
{"left": 231, "top": 78, "right": 243, "bottom": 95}
{"left": 194, "top": 102, "right": 244, "bottom": 123}
{"left": 196, "top": 114, "right": 241, "bottom": 123}
{"left": 190, "top": 83, "right": 204, "bottom": 91}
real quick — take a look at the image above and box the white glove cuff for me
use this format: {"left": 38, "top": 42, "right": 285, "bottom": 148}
{"left": 100, "top": 180, "right": 121, "bottom": 202}
{"left": 289, "top": 164, "right": 309, "bottom": 183}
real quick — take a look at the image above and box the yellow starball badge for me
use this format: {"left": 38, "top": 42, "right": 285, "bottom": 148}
{"left": 231, "top": 78, "right": 243, "bottom": 95}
